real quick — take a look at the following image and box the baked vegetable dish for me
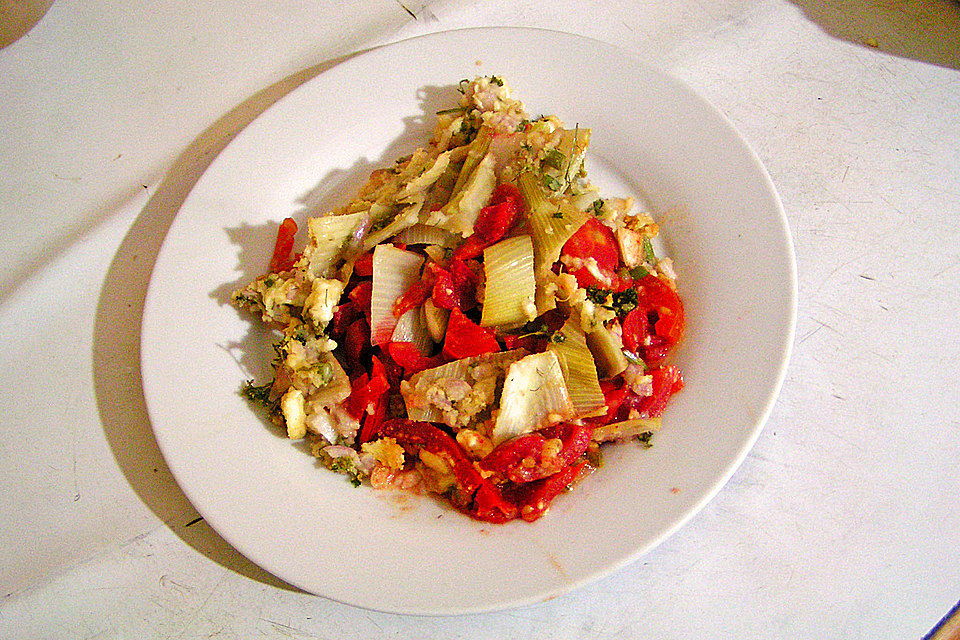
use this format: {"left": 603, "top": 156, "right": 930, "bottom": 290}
{"left": 233, "top": 76, "right": 685, "bottom": 523}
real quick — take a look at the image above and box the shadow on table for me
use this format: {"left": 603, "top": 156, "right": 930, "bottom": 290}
{"left": 789, "top": 0, "right": 960, "bottom": 70}
{"left": 0, "top": 0, "right": 53, "bottom": 49}
{"left": 90, "top": 55, "right": 361, "bottom": 594}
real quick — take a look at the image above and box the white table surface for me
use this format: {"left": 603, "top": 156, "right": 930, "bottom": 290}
{"left": 2, "top": 1, "right": 958, "bottom": 637}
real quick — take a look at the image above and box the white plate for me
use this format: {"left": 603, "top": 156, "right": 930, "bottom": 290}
{"left": 141, "top": 27, "right": 796, "bottom": 615}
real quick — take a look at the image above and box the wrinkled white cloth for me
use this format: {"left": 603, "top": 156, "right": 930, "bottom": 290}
{"left": 1, "top": 1, "right": 958, "bottom": 637}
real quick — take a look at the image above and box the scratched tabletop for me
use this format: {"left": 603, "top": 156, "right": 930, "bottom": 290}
{"left": 1, "top": 1, "right": 958, "bottom": 637}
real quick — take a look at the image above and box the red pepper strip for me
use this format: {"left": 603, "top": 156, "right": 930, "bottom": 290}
{"left": 450, "top": 236, "right": 486, "bottom": 263}
{"left": 376, "top": 350, "right": 404, "bottom": 391}
{"left": 585, "top": 380, "right": 628, "bottom": 427}
{"left": 443, "top": 308, "right": 500, "bottom": 359}
{"left": 348, "top": 371, "right": 369, "bottom": 402}
{"left": 376, "top": 419, "right": 484, "bottom": 497}
{"left": 480, "top": 424, "right": 591, "bottom": 485}
{"left": 491, "top": 182, "right": 524, "bottom": 209}
{"left": 620, "top": 275, "right": 685, "bottom": 366}
{"left": 620, "top": 306, "right": 649, "bottom": 355}
{"left": 430, "top": 260, "right": 479, "bottom": 311}
{"left": 452, "top": 184, "right": 523, "bottom": 261}
{"left": 560, "top": 217, "right": 620, "bottom": 289}
{"left": 514, "top": 461, "right": 586, "bottom": 523}
{"left": 376, "top": 419, "right": 517, "bottom": 522}
{"left": 451, "top": 260, "right": 480, "bottom": 310}
{"left": 329, "top": 300, "right": 361, "bottom": 338}
{"left": 392, "top": 267, "right": 437, "bottom": 318}
{"left": 358, "top": 395, "right": 388, "bottom": 445}
{"left": 344, "top": 318, "right": 370, "bottom": 371}
{"left": 474, "top": 199, "right": 520, "bottom": 241}
{"left": 353, "top": 251, "right": 374, "bottom": 277}
{"left": 349, "top": 281, "right": 373, "bottom": 322}
{"left": 539, "top": 424, "right": 592, "bottom": 468}
{"left": 387, "top": 341, "right": 444, "bottom": 377}
{"left": 347, "top": 356, "right": 389, "bottom": 421}
{"left": 471, "top": 481, "right": 518, "bottom": 523}
{"left": 639, "top": 365, "right": 683, "bottom": 418}
{"left": 430, "top": 266, "right": 457, "bottom": 309}
{"left": 478, "top": 433, "right": 546, "bottom": 480}
{"left": 436, "top": 259, "right": 480, "bottom": 311}
{"left": 641, "top": 275, "right": 685, "bottom": 345}
{"left": 643, "top": 340, "right": 671, "bottom": 367}
{"left": 269, "top": 217, "right": 298, "bottom": 272}
{"left": 614, "top": 365, "right": 684, "bottom": 421}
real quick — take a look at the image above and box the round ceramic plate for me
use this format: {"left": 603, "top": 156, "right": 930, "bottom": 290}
{"left": 141, "top": 27, "right": 796, "bottom": 614}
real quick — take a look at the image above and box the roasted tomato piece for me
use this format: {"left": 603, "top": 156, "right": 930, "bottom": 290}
{"left": 511, "top": 462, "right": 586, "bottom": 522}
{"left": 620, "top": 275, "right": 685, "bottom": 365}
{"left": 387, "top": 341, "right": 444, "bottom": 377}
{"left": 353, "top": 250, "right": 374, "bottom": 277}
{"left": 392, "top": 279, "right": 433, "bottom": 319}
{"left": 452, "top": 183, "right": 525, "bottom": 261}
{"left": 430, "top": 259, "right": 479, "bottom": 311}
{"left": 639, "top": 274, "right": 685, "bottom": 345}
{"left": 560, "top": 217, "right": 620, "bottom": 289}
{"left": 615, "top": 364, "right": 684, "bottom": 420}
{"left": 348, "top": 280, "right": 373, "bottom": 322}
{"left": 443, "top": 308, "right": 500, "bottom": 359}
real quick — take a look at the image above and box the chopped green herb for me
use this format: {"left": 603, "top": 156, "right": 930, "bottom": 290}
{"left": 489, "top": 75, "right": 504, "bottom": 86}
{"left": 457, "top": 79, "right": 470, "bottom": 94}
{"left": 551, "top": 331, "right": 567, "bottom": 344}
{"left": 551, "top": 209, "right": 564, "bottom": 219}
{"left": 643, "top": 237, "right": 657, "bottom": 264}
{"left": 241, "top": 380, "right": 277, "bottom": 411}
{"left": 623, "top": 350, "right": 644, "bottom": 366}
{"left": 630, "top": 265, "right": 650, "bottom": 280}
{"left": 636, "top": 431, "right": 654, "bottom": 448}
{"left": 516, "top": 119, "right": 529, "bottom": 132}
{"left": 436, "top": 106, "right": 466, "bottom": 115}
{"left": 329, "top": 458, "right": 363, "bottom": 487}
{"left": 585, "top": 285, "right": 611, "bottom": 305}
{"left": 590, "top": 199, "right": 604, "bottom": 216}
{"left": 587, "top": 286, "right": 639, "bottom": 317}
{"left": 612, "top": 288, "right": 638, "bottom": 316}
{"left": 288, "top": 323, "right": 312, "bottom": 343}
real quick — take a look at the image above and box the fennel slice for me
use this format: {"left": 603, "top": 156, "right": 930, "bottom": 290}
{"left": 369, "top": 245, "right": 424, "bottom": 347}
{"left": 492, "top": 351, "right": 575, "bottom": 445}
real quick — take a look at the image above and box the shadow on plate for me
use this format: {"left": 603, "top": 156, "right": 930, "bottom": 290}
{"left": 789, "top": 0, "right": 960, "bottom": 70}
{"left": 92, "top": 49, "right": 462, "bottom": 594}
